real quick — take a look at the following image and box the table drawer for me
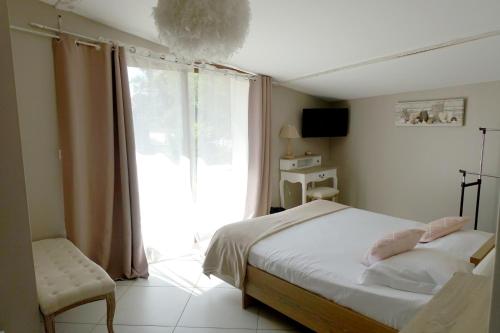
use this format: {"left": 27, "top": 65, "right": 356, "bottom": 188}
{"left": 307, "top": 170, "right": 336, "bottom": 183}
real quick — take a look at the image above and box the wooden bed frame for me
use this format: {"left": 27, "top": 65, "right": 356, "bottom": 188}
{"left": 243, "top": 265, "right": 396, "bottom": 333}
{"left": 470, "top": 234, "right": 495, "bottom": 265}
{"left": 242, "top": 235, "right": 495, "bottom": 333}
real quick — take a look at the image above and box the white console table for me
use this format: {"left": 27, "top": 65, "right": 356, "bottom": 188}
{"left": 280, "top": 165, "right": 338, "bottom": 208}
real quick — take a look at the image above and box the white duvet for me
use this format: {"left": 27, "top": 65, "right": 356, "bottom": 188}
{"left": 248, "top": 208, "right": 491, "bottom": 330}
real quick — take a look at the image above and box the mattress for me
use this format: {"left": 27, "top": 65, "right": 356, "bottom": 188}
{"left": 248, "top": 208, "right": 491, "bottom": 329}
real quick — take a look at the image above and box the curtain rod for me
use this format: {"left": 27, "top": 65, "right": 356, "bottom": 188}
{"left": 10, "top": 25, "right": 100, "bottom": 48}
{"left": 459, "top": 170, "right": 500, "bottom": 179}
{"left": 9, "top": 21, "right": 257, "bottom": 79}
{"left": 31, "top": 21, "right": 101, "bottom": 44}
{"left": 479, "top": 127, "right": 500, "bottom": 132}
{"left": 127, "top": 48, "right": 256, "bottom": 80}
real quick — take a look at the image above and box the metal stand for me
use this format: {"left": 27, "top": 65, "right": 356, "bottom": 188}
{"left": 459, "top": 169, "right": 482, "bottom": 230}
{"left": 459, "top": 127, "right": 500, "bottom": 230}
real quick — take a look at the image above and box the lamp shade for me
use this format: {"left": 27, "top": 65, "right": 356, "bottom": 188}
{"left": 279, "top": 124, "right": 300, "bottom": 139}
{"left": 153, "top": 0, "right": 250, "bottom": 61}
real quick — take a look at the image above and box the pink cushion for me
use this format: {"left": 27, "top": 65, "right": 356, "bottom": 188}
{"left": 362, "top": 229, "right": 425, "bottom": 266}
{"left": 420, "top": 216, "right": 469, "bottom": 243}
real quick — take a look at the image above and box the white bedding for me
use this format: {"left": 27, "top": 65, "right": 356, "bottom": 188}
{"left": 248, "top": 208, "right": 491, "bottom": 329}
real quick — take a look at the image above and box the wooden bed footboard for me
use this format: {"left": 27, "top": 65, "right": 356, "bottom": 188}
{"left": 243, "top": 265, "right": 397, "bottom": 333}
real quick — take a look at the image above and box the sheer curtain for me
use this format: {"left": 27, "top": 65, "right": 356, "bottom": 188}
{"left": 127, "top": 53, "right": 249, "bottom": 261}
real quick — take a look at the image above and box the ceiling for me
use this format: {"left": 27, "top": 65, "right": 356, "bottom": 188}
{"left": 41, "top": 0, "right": 500, "bottom": 100}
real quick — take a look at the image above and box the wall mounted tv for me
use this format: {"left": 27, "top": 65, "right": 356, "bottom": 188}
{"left": 302, "top": 108, "right": 349, "bottom": 137}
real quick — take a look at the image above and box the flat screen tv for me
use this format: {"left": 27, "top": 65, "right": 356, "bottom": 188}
{"left": 302, "top": 108, "right": 349, "bottom": 137}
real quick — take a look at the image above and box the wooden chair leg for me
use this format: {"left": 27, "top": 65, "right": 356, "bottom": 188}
{"left": 42, "top": 314, "right": 55, "bottom": 333}
{"left": 105, "top": 292, "right": 116, "bottom": 333}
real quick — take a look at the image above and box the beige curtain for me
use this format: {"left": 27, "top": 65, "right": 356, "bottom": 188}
{"left": 53, "top": 34, "right": 148, "bottom": 279}
{"left": 245, "top": 75, "right": 272, "bottom": 217}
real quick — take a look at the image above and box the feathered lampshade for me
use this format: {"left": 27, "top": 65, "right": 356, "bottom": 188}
{"left": 153, "top": 0, "right": 251, "bottom": 62}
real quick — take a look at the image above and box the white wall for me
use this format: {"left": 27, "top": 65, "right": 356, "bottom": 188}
{"left": 271, "top": 85, "right": 332, "bottom": 208}
{"left": 0, "top": 0, "right": 40, "bottom": 330}
{"left": 331, "top": 81, "right": 500, "bottom": 232}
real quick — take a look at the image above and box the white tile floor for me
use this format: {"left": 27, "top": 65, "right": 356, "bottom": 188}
{"left": 44, "top": 257, "right": 310, "bottom": 333}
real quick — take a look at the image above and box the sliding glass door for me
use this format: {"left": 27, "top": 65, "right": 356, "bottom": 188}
{"left": 127, "top": 55, "right": 249, "bottom": 262}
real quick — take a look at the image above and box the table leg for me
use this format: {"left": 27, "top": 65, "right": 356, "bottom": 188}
{"left": 280, "top": 179, "right": 285, "bottom": 208}
{"left": 301, "top": 181, "right": 307, "bottom": 204}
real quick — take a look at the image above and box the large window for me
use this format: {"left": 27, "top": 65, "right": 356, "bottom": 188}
{"left": 128, "top": 55, "right": 249, "bottom": 261}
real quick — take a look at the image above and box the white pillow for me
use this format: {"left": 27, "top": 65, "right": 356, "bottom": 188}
{"left": 358, "top": 248, "right": 474, "bottom": 294}
{"left": 473, "top": 250, "right": 495, "bottom": 277}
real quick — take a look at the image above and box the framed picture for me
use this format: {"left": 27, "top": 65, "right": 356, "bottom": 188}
{"left": 395, "top": 98, "right": 465, "bottom": 127}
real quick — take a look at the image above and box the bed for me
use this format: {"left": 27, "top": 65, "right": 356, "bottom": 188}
{"left": 204, "top": 202, "right": 494, "bottom": 333}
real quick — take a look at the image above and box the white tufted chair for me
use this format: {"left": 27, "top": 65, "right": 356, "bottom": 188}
{"left": 32, "top": 238, "right": 116, "bottom": 333}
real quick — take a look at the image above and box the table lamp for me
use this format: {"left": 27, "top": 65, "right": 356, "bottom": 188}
{"left": 279, "top": 124, "right": 300, "bottom": 159}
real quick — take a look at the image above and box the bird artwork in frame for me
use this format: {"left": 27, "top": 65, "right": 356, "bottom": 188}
{"left": 395, "top": 98, "right": 465, "bottom": 127}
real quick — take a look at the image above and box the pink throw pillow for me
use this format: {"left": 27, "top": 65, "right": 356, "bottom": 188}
{"left": 420, "top": 216, "right": 470, "bottom": 243}
{"left": 362, "top": 229, "right": 425, "bottom": 266}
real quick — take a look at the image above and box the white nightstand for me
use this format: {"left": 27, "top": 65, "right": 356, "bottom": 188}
{"left": 279, "top": 156, "right": 338, "bottom": 208}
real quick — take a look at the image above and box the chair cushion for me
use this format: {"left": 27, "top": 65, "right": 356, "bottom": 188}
{"left": 32, "top": 238, "right": 115, "bottom": 315}
{"left": 306, "top": 187, "right": 339, "bottom": 198}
